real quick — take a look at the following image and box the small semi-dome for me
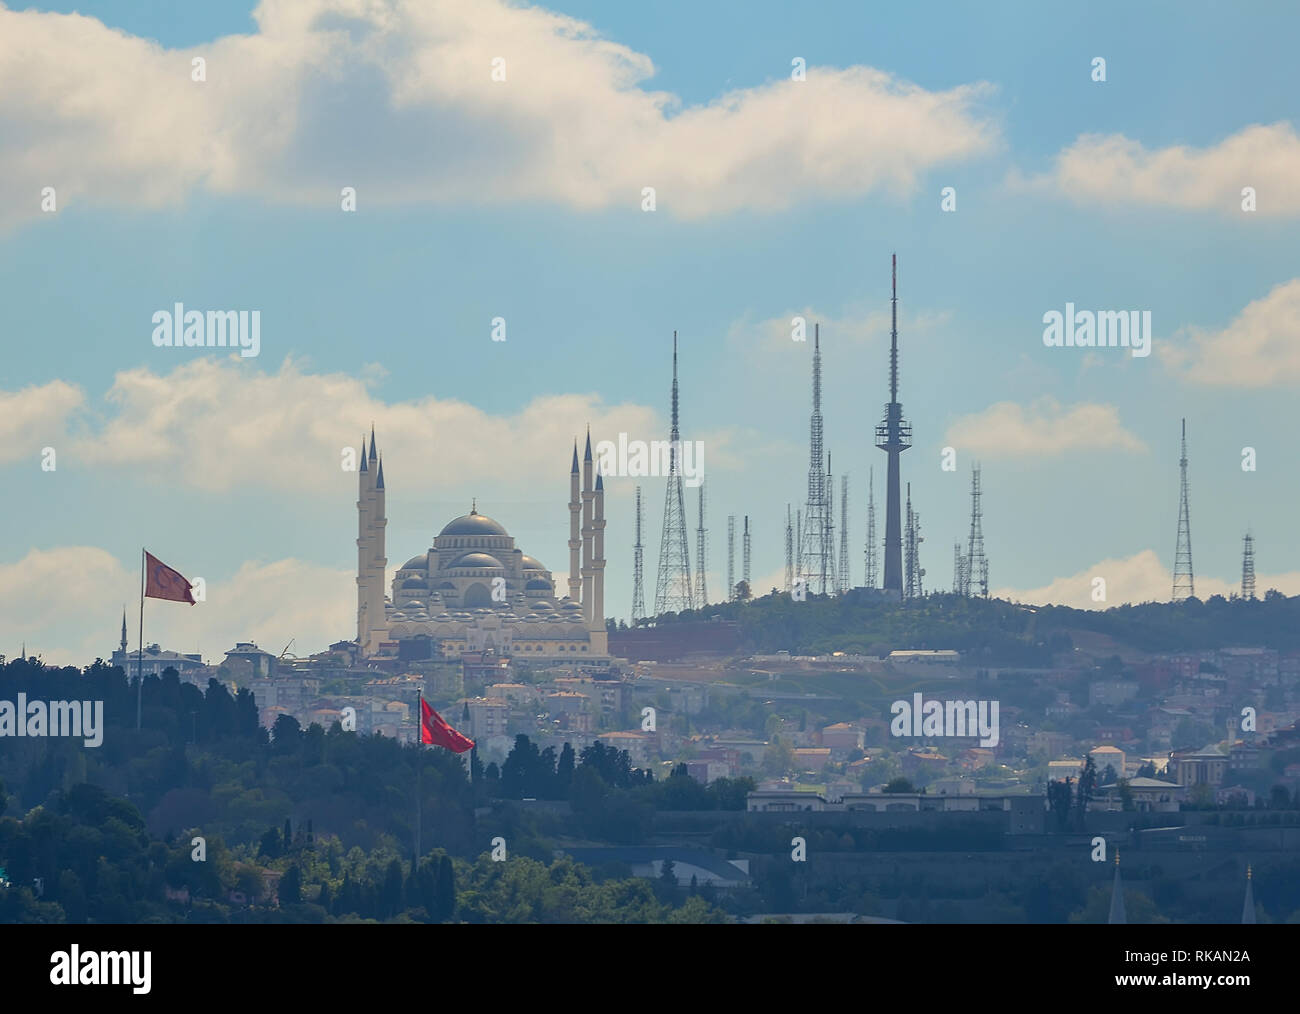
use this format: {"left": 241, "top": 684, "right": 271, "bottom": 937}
{"left": 401, "top": 554, "right": 428, "bottom": 571}
{"left": 526, "top": 578, "right": 553, "bottom": 591}
{"left": 401, "top": 578, "right": 429, "bottom": 590}
{"left": 532, "top": 600, "right": 553, "bottom": 611}
{"left": 403, "top": 600, "right": 426, "bottom": 611}
{"left": 520, "top": 555, "right": 546, "bottom": 571}
{"left": 439, "top": 511, "right": 508, "bottom": 537}
{"left": 451, "top": 552, "right": 504, "bottom": 570}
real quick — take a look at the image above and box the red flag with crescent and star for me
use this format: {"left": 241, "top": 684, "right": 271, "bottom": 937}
{"left": 420, "top": 697, "right": 475, "bottom": 753}
{"left": 144, "top": 550, "right": 196, "bottom": 604}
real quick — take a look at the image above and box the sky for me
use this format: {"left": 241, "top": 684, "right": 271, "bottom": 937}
{"left": 2, "top": 0, "right": 1299, "bottom": 665}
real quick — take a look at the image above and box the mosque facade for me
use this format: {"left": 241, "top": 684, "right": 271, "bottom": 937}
{"left": 354, "top": 428, "right": 608, "bottom": 659}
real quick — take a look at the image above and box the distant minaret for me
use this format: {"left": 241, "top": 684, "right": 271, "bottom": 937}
{"left": 876, "top": 255, "right": 911, "bottom": 594}
{"left": 355, "top": 427, "right": 387, "bottom": 654}
{"left": 582, "top": 429, "right": 595, "bottom": 623}
{"left": 1241, "top": 531, "right": 1256, "bottom": 601}
{"left": 591, "top": 468, "right": 607, "bottom": 652}
{"left": 1173, "top": 418, "right": 1195, "bottom": 601}
{"left": 694, "top": 480, "right": 708, "bottom": 607}
{"left": 120, "top": 610, "right": 128, "bottom": 653}
{"left": 864, "top": 468, "right": 878, "bottom": 589}
{"left": 1108, "top": 852, "right": 1127, "bottom": 925}
{"left": 654, "top": 332, "right": 694, "bottom": 614}
{"left": 1242, "top": 865, "right": 1256, "bottom": 924}
{"left": 631, "top": 485, "right": 646, "bottom": 622}
{"left": 568, "top": 442, "right": 582, "bottom": 602}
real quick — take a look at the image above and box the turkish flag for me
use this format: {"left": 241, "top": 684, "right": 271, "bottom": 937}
{"left": 145, "top": 551, "right": 195, "bottom": 605}
{"left": 420, "top": 698, "right": 474, "bottom": 752}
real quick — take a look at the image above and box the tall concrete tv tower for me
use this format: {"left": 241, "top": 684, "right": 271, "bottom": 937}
{"left": 875, "top": 255, "right": 911, "bottom": 593}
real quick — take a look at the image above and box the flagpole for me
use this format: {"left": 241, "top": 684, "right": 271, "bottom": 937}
{"left": 415, "top": 686, "right": 422, "bottom": 865}
{"left": 137, "top": 547, "right": 145, "bottom": 730}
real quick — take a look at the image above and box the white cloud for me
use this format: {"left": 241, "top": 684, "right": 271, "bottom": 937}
{"left": 0, "top": 380, "right": 84, "bottom": 464}
{"left": 0, "top": 545, "right": 350, "bottom": 668}
{"left": 994, "top": 548, "right": 1300, "bottom": 609}
{"left": 944, "top": 398, "right": 1145, "bottom": 459}
{"left": 0, "top": 0, "right": 997, "bottom": 229}
{"left": 60, "top": 355, "right": 657, "bottom": 493}
{"left": 1024, "top": 123, "right": 1300, "bottom": 216}
{"left": 1163, "top": 278, "right": 1300, "bottom": 386}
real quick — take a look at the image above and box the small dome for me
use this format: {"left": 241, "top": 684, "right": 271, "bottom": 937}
{"left": 520, "top": 555, "right": 546, "bottom": 571}
{"left": 439, "top": 512, "right": 508, "bottom": 537}
{"left": 404, "top": 600, "right": 425, "bottom": 611}
{"left": 451, "top": 552, "right": 504, "bottom": 570}
{"left": 401, "top": 554, "right": 428, "bottom": 571}
{"left": 401, "top": 578, "right": 429, "bottom": 590}
{"left": 526, "top": 578, "right": 553, "bottom": 591}
{"left": 532, "top": 600, "right": 553, "bottom": 611}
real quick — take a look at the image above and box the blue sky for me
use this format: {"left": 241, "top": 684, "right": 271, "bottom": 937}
{"left": 3, "top": 0, "right": 1298, "bottom": 663}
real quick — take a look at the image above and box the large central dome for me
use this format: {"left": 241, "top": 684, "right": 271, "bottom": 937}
{"left": 439, "top": 510, "right": 508, "bottom": 537}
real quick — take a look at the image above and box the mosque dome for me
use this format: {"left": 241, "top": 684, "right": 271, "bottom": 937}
{"left": 401, "top": 554, "right": 428, "bottom": 571}
{"left": 401, "top": 578, "right": 429, "bottom": 590}
{"left": 526, "top": 578, "right": 553, "bottom": 591}
{"left": 440, "top": 511, "right": 508, "bottom": 537}
{"left": 520, "top": 555, "right": 546, "bottom": 571}
{"left": 451, "top": 552, "right": 504, "bottom": 570}
{"left": 404, "top": 600, "right": 426, "bottom": 611}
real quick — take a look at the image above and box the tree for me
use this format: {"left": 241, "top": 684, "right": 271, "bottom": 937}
{"left": 1102, "top": 763, "right": 1118, "bottom": 785}
{"left": 1075, "top": 756, "right": 1097, "bottom": 828}
{"left": 1136, "top": 761, "right": 1156, "bottom": 778}
{"left": 1118, "top": 778, "right": 1135, "bottom": 812}
{"left": 883, "top": 777, "right": 915, "bottom": 794}
{"left": 279, "top": 864, "right": 302, "bottom": 905}
{"left": 258, "top": 826, "right": 282, "bottom": 860}
{"left": 436, "top": 855, "right": 456, "bottom": 922}
{"left": 1047, "top": 778, "right": 1073, "bottom": 831}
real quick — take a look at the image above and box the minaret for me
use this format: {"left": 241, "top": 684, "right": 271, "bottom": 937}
{"left": 1108, "top": 852, "right": 1126, "bottom": 924}
{"left": 120, "top": 610, "right": 128, "bottom": 653}
{"left": 581, "top": 429, "right": 595, "bottom": 624}
{"left": 370, "top": 451, "right": 387, "bottom": 646}
{"left": 356, "top": 432, "right": 372, "bottom": 645}
{"left": 591, "top": 469, "right": 608, "bottom": 654}
{"left": 568, "top": 442, "right": 582, "bottom": 602}
{"left": 876, "top": 254, "right": 911, "bottom": 594}
{"left": 1241, "top": 865, "right": 1256, "bottom": 924}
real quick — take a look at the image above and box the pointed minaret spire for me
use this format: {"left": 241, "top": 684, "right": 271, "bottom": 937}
{"left": 369, "top": 424, "right": 377, "bottom": 460}
{"left": 1242, "top": 865, "right": 1256, "bottom": 924}
{"left": 360, "top": 434, "right": 368, "bottom": 472}
{"left": 584, "top": 426, "right": 593, "bottom": 462}
{"left": 571, "top": 440, "right": 580, "bottom": 474}
{"left": 1108, "top": 851, "right": 1127, "bottom": 924}
{"left": 376, "top": 456, "right": 384, "bottom": 490}
{"left": 120, "top": 609, "right": 128, "bottom": 652}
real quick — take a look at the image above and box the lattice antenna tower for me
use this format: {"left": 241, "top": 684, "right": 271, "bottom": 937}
{"left": 727, "top": 515, "right": 736, "bottom": 602}
{"left": 953, "top": 542, "right": 965, "bottom": 595}
{"left": 784, "top": 505, "right": 794, "bottom": 593}
{"left": 964, "top": 464, "right": 989, "bottom": 599}
{"left": 904, "top": 483, "right": 917, "bottom": 599}
{"left": 864, "top": 467, "right": 878, "bottom": 589}
{"left": 1241, "top": 531, "right": 1256, "bottom": 601}
{"left": 799, "top": 324, "right": 834, "bottom": 593}
{"left": 631, "top": 485, "right": 646, "bottom": 622}
{"left": 654, "top": 331, "right": 694, "bottom": 614}
{"left": 743, "top": 516, "right": 752, "bottom": 589}
{"left": 838, "top": 475, "right": 850, "bottom": 593}
{"left": 694, "top": 480, "right": 708, "bottom": 607}
{"left": 1173, "top": 418, "right": 1195, "bottom": 602}
{"left": 825, "top": 452, "right": 838, "bottom": 594}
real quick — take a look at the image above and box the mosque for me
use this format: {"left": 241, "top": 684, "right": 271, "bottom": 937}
{"left": 354, "top": 428, "right": 608, "bottom": 660}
